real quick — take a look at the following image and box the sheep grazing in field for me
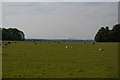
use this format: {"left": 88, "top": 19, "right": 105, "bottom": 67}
{"left": 99, "top": 48, "right": 103, "bottom": 51}
{"left": 66, "top": 46, "right": 69, "bottom": 48}
{"left": 91, "top": 42, "right": 95, "bottom": 44}
{"left": 8, "top": 42, "right": 11, "bottom": 44}
{"left": 70, "top": 46, "right": 74, "bottom": 48}
{"left": 66, "top": 46, "right": 74, "bottom": 48}
{"left": 3, "top": 42, "right": 11, "bottom": 46}
{"left": 5, "top": 43, "right": 8, "bottom": 46}
{"left": 34, "top": 43, "right": 37, "bottom": 44}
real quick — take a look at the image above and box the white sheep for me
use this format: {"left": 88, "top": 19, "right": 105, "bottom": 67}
{"left": 66, "top": 46, "right": 69, "bottom": 48}
{"left": 66, "top": 46, "right": 74, "bottom": 48}
{"left": 99, "top": 48, "right": 103, "bottom": 51}
{"left": 91, "top": 42, "right": 95, "bottom": 44}
{"left": 70, "top": 46, "right": 74, "bottom": 48}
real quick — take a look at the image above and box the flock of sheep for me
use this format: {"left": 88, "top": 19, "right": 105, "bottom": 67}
{"left": 0, "top": 41, "right": 17, "bottom": 47}
{"left": 1, "top": 41, "right": 104, "bottom": 51}
{"left": 65, "top": 42, "right": 103, "bottom": 51}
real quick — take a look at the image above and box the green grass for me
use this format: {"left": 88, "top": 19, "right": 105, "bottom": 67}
{"left": 2, "top": 41, "right": 118, "bottom": 78}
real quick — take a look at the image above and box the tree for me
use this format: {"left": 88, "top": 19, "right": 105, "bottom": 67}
{"left": 1, "top": 28, "right": 25, "bottom": 41}
{"left": 94, "top": 24, "right": 120, "bottom": 42}
{"left": 0, "top": 28, "right": 2, "bottom": 40}
{"left": 95, "top": 27, "right": 109, "bottom": 42}
{"left": 110, "top": 24, "right": 120, "bottom": 42}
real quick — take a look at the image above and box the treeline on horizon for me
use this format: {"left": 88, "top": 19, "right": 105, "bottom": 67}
{"left": 0, "top": 28, "right": 25, "bottom": 41}
{"left": 0, "top": 24, "right": 120, "bottom": 42}
{"left": 94, "top": 24, "right": 120, "bottom": 42}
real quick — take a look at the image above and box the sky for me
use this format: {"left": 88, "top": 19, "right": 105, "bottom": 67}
{"left": 2, "top": 2, "right": 118, "bottom": 39}
{"left": 0, "top": 2, "right": 1, "bottom": 27}
{"left": 1, "top": 0, "right": 120, "bottom": 2}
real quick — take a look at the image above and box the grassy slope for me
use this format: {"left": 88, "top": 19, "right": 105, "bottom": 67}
{"left": 2, "top": 41, "right": 118, "bottom": 78}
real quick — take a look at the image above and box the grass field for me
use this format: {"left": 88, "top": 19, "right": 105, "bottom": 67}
{"left": 2, "top": 41, "right": 118, "bottom": 78}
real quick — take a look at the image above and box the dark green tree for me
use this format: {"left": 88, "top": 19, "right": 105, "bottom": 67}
{"left": 95, "top": 24, "right": 120, "bottom": 42}
{"left": 110, "top": 24, "right": 120, "bottom": 42}
{"left": 0, "top": 28, "right": 2, "bottom": 40}
{"left": 95, "top": 27, "right": 108, "bottom": 42}
{"left": 1, "top": 28, "right": 25, "bottom": 41}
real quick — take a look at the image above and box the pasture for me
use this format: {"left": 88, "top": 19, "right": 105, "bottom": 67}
{"left": 2, "top": 41, "right": 118, "bottom": 78}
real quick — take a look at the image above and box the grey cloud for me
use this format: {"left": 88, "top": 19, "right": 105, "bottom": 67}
{"left": 2, "top": 2, "right": 118, "bottom": 39}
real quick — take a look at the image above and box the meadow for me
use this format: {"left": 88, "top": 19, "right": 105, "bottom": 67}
{"left": 2, "top": 41, "right": 118, "bottom": 78}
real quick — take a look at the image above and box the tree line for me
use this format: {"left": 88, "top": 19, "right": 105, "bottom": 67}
{"left": 0, "top": 24, "right": 120, "bottom": 42}
{"left": 95, "top": 24, "right": 120, "bottom": 42}
{"left": 0, "top": 28, "right": 25, "bottom": 41}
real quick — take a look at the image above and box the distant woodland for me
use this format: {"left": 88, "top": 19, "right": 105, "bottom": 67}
{"left": 0, "top": 24, "right": 120, "bottom": 42}
{"left": 0, "top": 28, "right": 25, "bottom": 41}
{"left": 95, "top": 24, "right": 120, "bottom": 42}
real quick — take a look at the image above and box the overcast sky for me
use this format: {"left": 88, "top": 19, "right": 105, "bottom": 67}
{"left": 1, "top": 0, "right": 120, "bottom": 2}
{"left": 2, "top": 2, "right": 118, "bottom": 39}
